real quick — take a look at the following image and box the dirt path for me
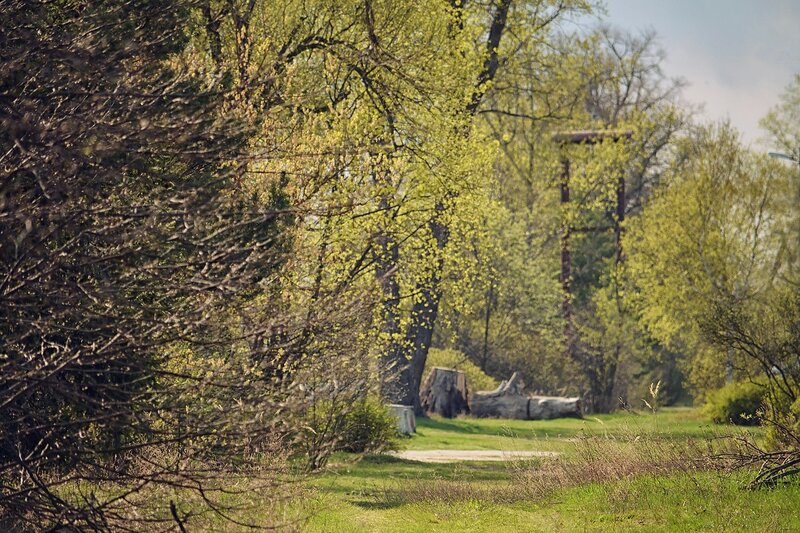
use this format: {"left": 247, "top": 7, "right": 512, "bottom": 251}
{"left": 390, "top": 449, "right": 559, "bottom": 463}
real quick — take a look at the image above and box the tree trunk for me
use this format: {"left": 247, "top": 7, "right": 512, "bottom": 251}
{"left": 376, "top": 218, "right": 409, "bottom": 405}
{"left": 419, "top": 367, "right": 470, "bottom": 418}
{"left": 403, "top": 207, "right": 448, "bottom": 415}
{"left": 481, "top": 280, "right": 493, "bottom": 371}
{"left": 393, "top": 0, "right": 513, "bottom": 416}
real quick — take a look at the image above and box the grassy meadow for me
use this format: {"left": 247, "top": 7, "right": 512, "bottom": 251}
{"left": 300, "top": 408, "right": 800, "bottom": 532}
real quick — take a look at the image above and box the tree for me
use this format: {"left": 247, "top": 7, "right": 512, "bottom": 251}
{"left": 626, "top": 123, "right": 795, "bottom": 398}
{"left": 229, "top": 0, "right": 595, "bottom": 414}
{"left": 442, "top": 25, "right": 688, "bottom": 411}
{"left": 761, "top": 73, "right": 800, "bottom": 163}
{"left": 760, "top": 72, "right": 800, "bottom": 280}
{"left": 0, "top": 2, "right": 376, "bottom": 529}
{"left": 388, "top": 0, "right": 597, "bottom": 413}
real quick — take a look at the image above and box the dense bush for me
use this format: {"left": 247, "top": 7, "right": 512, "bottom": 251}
{"left": 0, "top": 2, "right": 376, "bottom": 528}
{"left": 704, "top": 381, "right": 766, "bottom": 426}
{"left": 336, "top": 398, "right": 400, "bottom": 454}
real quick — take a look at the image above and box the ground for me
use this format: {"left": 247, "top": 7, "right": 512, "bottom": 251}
{"left": 302, "top": 408, "right": 800, "bottom": 532}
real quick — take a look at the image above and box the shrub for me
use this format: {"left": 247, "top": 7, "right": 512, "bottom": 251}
{"left": 704, "top": 381, "right": 766, "bottom": 425}
{"left": 762, "top": 392, "right": 800, "bottom": 449}
{"left": 425, "top": 348, "right": 499, "bottom": 393}
{"left": 336, "top": 398, "right": 400, "bottom": 454}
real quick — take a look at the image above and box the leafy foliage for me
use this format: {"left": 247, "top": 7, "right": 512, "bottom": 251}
{"left": 424, "top": 348, "right": 500, "bottom": 393}
{"left": 0, "top": 1, "right": 375, "bottom": 528}
{"left": 704, "top": 381, "right": 766, "bottom": 426}
{"left": 335, "top": 397, "right": 401, "bottom": 454}
{"left": 4, "top": 0, "right": 798, "bottom": 528}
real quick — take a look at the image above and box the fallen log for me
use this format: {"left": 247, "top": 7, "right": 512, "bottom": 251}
{"left": 470, "top": 372, "right": 581, "bottom": 419}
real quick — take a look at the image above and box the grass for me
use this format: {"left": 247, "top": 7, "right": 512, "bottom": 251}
{"left": 300, "top": 408, "right": 800, "bottom": 532}
{"left": 306, "top": 471, "right": 800, "bottom": 532}
{"left": 405, "top": 407, "right": 724, "bottom": 453}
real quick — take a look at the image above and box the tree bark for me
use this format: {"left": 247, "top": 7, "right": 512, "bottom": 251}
{"left": 376, "top": 195, "right": 408, "bottom": 404}
{"left": 419, "top": 368, "right": 470, "bottom": 418}
{"left": 471, "top": 372, "right": 581, "bottom": 419}
{"left": 403, "top": 205, "right": 448, "bottom": 414}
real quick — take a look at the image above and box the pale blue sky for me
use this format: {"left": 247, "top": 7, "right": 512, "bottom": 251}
{"left": 600, "top": 0, "right": 800, "bottom": 144}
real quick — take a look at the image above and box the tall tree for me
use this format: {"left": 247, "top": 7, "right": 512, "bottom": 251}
{"left": 393, "top": 0, "right": 594, "bottom": 413}
{"left": 440, "top": 25, "right": 688, "bottom": 410}
{"left": 627, "top": 123, "right": 795, "bottom": 396}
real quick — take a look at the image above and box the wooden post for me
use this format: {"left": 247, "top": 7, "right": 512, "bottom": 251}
{"left": 560, "top": 158, "right": 575, "bottom": 360}
{"left": 615, "top": 172, "right": 625, "bottom": 263}
{"left": 552, "top": 129, "right": 632, "bottom": 411}
{"left": 552, "top": 130, "right": 632, "bottom": 364}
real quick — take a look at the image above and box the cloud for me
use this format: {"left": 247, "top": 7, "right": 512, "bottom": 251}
{"left": 605, "top": 0, "right": 800, "bottom": 144}
{"left": 667, "top": 41, "right": 791, "bottom": 144}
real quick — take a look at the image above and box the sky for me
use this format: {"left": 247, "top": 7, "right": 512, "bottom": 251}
{"left": 599, "top": 0, "right": 800, "bottom": 146}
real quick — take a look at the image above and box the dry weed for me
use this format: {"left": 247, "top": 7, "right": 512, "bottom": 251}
{"left": 381, "top": 427, "right": 749, "bottom": 506}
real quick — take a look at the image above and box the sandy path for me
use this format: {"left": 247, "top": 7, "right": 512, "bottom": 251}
{"left": 390, "top": 449, "right": 559, "bottom": 463}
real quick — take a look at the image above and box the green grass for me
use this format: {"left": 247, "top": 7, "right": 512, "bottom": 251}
{"left": 410, "top": 407, "right": 711, "bottom": 443}
{"left": 300, "top": 408, "right": 797, "bottom": 532}
{"left": 306, "top": 470, "right": 800, "bottom": 532}
{"left": 402, "top": 407, "right": 758, "bottom": 457}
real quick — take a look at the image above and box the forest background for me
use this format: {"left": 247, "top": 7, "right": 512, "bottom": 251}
{"left": 2, "top": 0, "right": 799, "bottom": 529}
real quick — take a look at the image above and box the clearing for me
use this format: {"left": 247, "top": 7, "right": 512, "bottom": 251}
{"left": 391, "top": 449, "right": 559, "bottom": 462}
{"left": 303, "top": 408, "right": 800, "bottom": 532}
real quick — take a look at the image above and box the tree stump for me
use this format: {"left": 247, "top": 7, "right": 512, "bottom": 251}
{"left": 471, "top": 372, "right": 581, "bottom": 419}
{"left": 419, "top": 367, "right": 470, "bottom": 418}
{"left": 387, "top": 404, "right": 416, "bottom": 434}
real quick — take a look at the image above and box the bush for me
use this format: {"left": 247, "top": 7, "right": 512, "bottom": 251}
{"left": 425, "top": 348, "right": 499, "bottom": 393}
{"left": 336, "top": 398, "right": 400, "bottom": 454}
{"left": 704, "top": 381, "right": 766, "bottom": 425}
{"left": 762, "top": 391, "right": 800, "bottom": 449}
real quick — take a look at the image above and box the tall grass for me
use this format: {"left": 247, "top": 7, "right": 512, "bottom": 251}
{"left": 382, "top": 423, "right": 753, "bottom": 506}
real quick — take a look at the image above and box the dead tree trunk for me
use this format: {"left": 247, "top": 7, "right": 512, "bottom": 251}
{"left": 419, "top": 368, "right": 469, "bottom": 418}
{"left": 471, "top": 372, "right": 581, "bottom": 419}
